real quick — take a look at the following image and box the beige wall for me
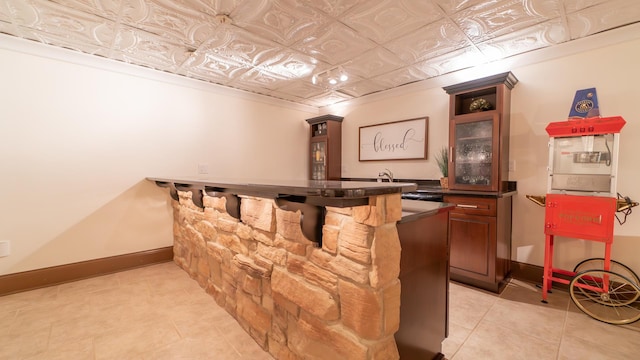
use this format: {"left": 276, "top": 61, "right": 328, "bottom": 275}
{"left": 0, "top": 40, "right": 315, "bottom": 275}
{"left": 332, "top": 36, "right": 640, "bottom": 275}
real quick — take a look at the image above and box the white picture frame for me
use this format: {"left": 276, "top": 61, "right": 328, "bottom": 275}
{"left": 359, "top": 117, "right": 428, "bottom": 161}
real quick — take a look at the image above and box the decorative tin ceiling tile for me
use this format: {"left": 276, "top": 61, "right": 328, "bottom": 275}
{"left": 293, "top": 21, "right": 377, "bottom": 65}
{"left": 303, "top": 0, "right": 362, "bottom": 17}
{"left": 477, "top": 18, "right": 567, "bottom": 60}
{"left": 254, "top": 49, "right": 318, "bottom": 80}
{"left": 0, "top": 2, "right": 12, "bottom": 22}
{"left": 49, "top": 0, "right": 120, "bottom": 20}
{"left": 229, "top": 68, "right": 292, "bottom": 91}
{"left": 416, "top": 47, "right": 487, "bottom": 77}
{"left": 431, "top": 0, "right": 493, "bottom": 15}
{"left": 19, "top": 26, "right": 112, "bottom": 55}
{"left": 114, "top": 24, "right": 193, "bottom": 72}
{"left": 337, "top": 79, "right": 387, "bottom": 97}
{"left": 452, "top": 0, "right": 561, "bottom": 42}
{"left": 562, "top": 0, "right": 610, "bottom": 13}
{"left": 6, "top": 0, "right": 115, "bottom": 48}
{"left": 119, "top": 0, "right": 218, "bottom": 47}
{"left": 194, "top": 25, "right": 283, "bottom": 70}
{"left": 185, "top": 56, "right": 249, "bottom": 85}
{"left": 185, "top": 0, "right": 244, "bottom": 16}
{"left": 341, "top": 0, "right": 443, "bottom": 44}
{"left": 308, "top": 90, "right": 354, "bottom": 107}
{"left": 567, "top": 0, "right": 640, "bottom": 38}
{"left": 372, "top": 65, "right": 428, "bottom": 89}
{"left": 231, "top": 0, "right": 330, "bottom": 46}
{"left": 273, "top": 80, "right": 327, "bottom": 99}
{"left": 0, "top": 20, "right": 18, "bottom": 36}
{"left": 343, "top": 46, "right": 407, "bottom": 78}
{"left": 384, "top": 19, "right": 469, "bottom": 64}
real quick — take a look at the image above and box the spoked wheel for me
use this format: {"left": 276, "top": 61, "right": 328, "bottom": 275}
{"left": 573, "top": 258, "right": 640, "bottom": 285}
{"left": 573, "top": 258, "right": 640, "bottom": 305}
{"left": 570, "top": 270, "right": 640, "bottom": 325}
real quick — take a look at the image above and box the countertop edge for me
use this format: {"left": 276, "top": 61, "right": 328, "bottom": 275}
{"left": 147, "top": 177, "right": 418, "bottom": 207}
{"left": 400, "top": 200, "right": 455, "bottom": 223}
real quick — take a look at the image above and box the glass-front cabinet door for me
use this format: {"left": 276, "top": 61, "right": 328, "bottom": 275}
{"left": 311, "top": 140, "right": 327, "bottom": 180}
{"left": 449, "top": 114, "right": 500, "bottom": 191}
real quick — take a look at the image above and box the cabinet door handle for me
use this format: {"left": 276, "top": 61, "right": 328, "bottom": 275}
{"left": 456, "top": 204, "right": 478, "bottom": 209}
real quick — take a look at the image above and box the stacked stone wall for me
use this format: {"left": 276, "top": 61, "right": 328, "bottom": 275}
{"left": 172, "top": 191, "right": 402, "bottom": 360}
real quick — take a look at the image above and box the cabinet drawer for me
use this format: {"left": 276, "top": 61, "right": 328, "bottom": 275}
{"left": 444, "top": 196, "right": 497, "bottom": 216}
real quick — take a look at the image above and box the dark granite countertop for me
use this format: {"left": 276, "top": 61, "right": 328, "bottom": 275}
{"left": 342, "top": 178, "right": 517, "bottom": 198}
{"left": 412, "top": 186, "right": 517, "bottom": 198}
{"left": 147, "top": 176, "right": 417, "bottom": 208}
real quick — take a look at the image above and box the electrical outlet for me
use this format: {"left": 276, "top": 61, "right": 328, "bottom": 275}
{"left": 508, "top": 160, "right": 516, "bottom": 172}
{"left": 198, "top": 163, "right": 209, "bottom": 175}
{"left": 0, "top": 241, "right": 10, "bottom": 257}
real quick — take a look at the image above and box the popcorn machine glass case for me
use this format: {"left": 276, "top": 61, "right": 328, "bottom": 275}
{"left": 546, "top": 116, "right": 625, "bottom": 196}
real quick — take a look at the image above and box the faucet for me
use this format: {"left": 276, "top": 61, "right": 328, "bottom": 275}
{"left": 378, "top": 169, "right": 393, "bottom": 182}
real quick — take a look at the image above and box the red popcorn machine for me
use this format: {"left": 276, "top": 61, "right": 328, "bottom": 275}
{"left": 527, "top": 115, "right": 640, "bottom": 324}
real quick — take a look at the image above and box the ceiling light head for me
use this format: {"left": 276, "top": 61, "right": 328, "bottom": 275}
{"left": 310, "top": 66, "right": 349, "bottom": 87}
{"left": 338, "top": 66, "right": 348, "bottom": 82}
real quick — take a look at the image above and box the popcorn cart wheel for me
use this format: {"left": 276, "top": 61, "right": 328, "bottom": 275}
{"left": 573, "top": 258, "right": 640, "bottom": 285}
{"left": 569, "top": 270, "right": 640, "bottom": 325}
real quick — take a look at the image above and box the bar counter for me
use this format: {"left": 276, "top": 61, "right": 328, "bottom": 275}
{"left": 149, "top": 176, "right": 450, "bottom": 360}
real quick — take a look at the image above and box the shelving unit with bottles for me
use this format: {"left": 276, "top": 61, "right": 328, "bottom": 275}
{"left": 306, "top": 114, "right": 343, "bottom": 181}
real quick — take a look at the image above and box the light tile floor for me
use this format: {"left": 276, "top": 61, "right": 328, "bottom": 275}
{"left": 2, "top": 262, "right": 640, "bottom": 359}
{"left": 444, "top": 279, "right": 640, "bottom": 360}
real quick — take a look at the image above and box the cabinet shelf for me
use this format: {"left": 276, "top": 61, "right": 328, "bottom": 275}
{"left": 458, "top": 136, "right": 492, "bottom": 142}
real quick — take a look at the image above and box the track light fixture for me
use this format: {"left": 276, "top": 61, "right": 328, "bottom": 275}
{"left": 311, "top": 66, "right": 348, "bottom": 87}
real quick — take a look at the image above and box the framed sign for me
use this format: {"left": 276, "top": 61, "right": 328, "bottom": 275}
{"left": 359, "top": 117, "right": 428, "bottom": 161}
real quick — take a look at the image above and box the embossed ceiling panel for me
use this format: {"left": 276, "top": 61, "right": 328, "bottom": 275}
{"left": 231, "top": 0, "right": 329, "bottom": 46}
{"left": 337, "top": 79, "right": 388, "bottom": 98}
{"left": 341, "top": 0, "right": 443, "bottom": 44}
{"left": 292, "top": 21, "right": 377, "bottom": 65}
{"left": 1, "top": 0, "right": 639, "bottom": 108}
{"left": 113, "top": 24, "right": 189, "bottom": 72}
{"left": 431, "top": 0, "right": 493, "bottom": 15}
{"left": 413, "top": 47, "right": 487, "bottom": 78}
{"left": 453, "top": 0, "right": 563, "bottom": 42}
{"left": 119, "top": 0, "right": 218, "bottom": 48}
{"left": 384, "top": 19, "right": 470, "bottom": 64}
{"left": 566, "top": 0, "right": 640, "bottom": 38}
{"left": 477, "top": 18, "right": 568, "bottom": 60}
{"left": 343, "top": 47, "right": 406, "bottom": 78}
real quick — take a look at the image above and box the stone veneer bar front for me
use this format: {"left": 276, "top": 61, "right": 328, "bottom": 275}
{"left": 151, "top": 177, "right": 416, "bottom": 359}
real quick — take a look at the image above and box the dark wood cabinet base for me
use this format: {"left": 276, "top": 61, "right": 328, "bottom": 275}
{"left": 396, "top": 210, "right": 450, "bottom": 360}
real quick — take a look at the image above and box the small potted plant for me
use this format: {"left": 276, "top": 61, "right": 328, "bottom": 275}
{"left": 435, "top": 146, "right": 449, "bottom": 189}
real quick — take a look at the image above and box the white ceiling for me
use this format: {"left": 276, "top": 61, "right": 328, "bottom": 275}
{"left": 1, "top": 0, "right": 639, "bottom": 108}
